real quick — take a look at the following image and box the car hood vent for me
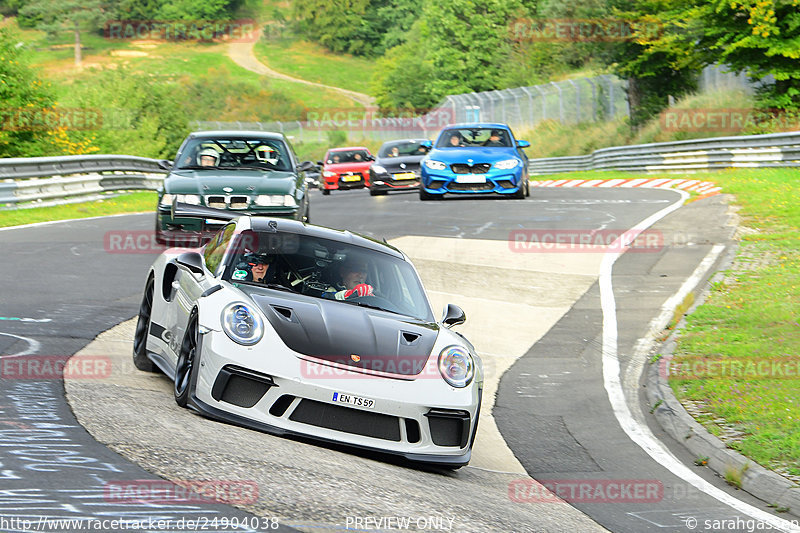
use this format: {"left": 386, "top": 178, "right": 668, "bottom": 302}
{"left": 251, "top": 294, "right": 439, "bottom": 376}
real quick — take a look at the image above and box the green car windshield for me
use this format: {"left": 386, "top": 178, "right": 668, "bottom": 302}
{"left": 177, "top": 138, "right": 292, "bottom": 172}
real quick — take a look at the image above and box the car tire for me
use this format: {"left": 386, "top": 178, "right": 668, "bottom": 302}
{"left": 174, "top": 311, "right": 199, "bottom": 407}
{"left": 511, "top": 180, "right": 525, "bottom": 199}
{"left": 132, "top": 277, "right": 157, "bottom": 372}
{"left": 321, "top": 188, "right": 330, "bottom": 196}
{"left": 419, "top": 186, "right": 434, "bottom": 201}
{"left": 370, "top": 188, "right": 386, "bottom": 196}
{"left": 525, "top": 178, "right": 530, "bottom": 197}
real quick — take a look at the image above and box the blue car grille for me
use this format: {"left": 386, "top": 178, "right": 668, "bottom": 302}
{"left": 451, "top": 163, "right": 491, "bottom": 174}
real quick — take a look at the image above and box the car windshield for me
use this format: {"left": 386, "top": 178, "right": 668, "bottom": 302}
{"left": 176, "top": 138, "right": 292, "bottom": 171}
{"left": 378, "top": 141, "right": 430, "bottom": 158}
{"left": 436, "top": 128, "right": 512, "bottom": 148}
{"left": 325, "top": 150, "right": 370, "bottom": 164}
{"left": 222, "top": 230, "right": 434, "bottom": 322}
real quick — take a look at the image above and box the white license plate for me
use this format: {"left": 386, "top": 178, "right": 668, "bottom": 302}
{"left": 455, "top": 174, "right": 486, "bottom": 184}
{"left": 332, "top": 391, "right": 375, "bottom": 409}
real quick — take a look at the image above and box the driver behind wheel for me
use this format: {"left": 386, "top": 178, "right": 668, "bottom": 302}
{"left": 325, "top": 257, "right": 374, "bottom": 300}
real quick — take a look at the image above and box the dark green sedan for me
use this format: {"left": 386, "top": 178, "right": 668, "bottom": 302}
{"left": 155, "top": 131, "right": 314, "bottom": 245}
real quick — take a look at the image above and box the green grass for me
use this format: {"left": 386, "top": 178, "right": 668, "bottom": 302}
{"left": 0, "top": 192, "right": 156, "bottom": 228}
{"left": 253, "top": 37, "right": 375, "bottom": 97}
{"left": 664, "top": 167, "right": 800, "bottom": 476}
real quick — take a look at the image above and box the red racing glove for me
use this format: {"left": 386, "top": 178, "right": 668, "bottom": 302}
{"left": 344, "top": 283, "right": 374, "bottom": 299}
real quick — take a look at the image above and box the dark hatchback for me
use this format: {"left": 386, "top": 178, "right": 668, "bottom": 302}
{"left": 155, "top": 131, "right": 315, "bottom": 245}
{"left": 368, "top": 139, "right": 431, "bottom": 196}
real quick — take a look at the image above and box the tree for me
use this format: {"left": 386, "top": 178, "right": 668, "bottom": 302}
{"left": 607, "top": 0, "right": 700, "bottom": 128}
{"left": 689, "top": 0, "right": 800, "bottom": 110}
{"left": 0, "top": 27, "right": 56, "bottom": 157}
{"left": 372, "top": 0, "right": 528, "bottom": 110}
{"left": 19, "top": 0, "right": 112, "bottom": 66}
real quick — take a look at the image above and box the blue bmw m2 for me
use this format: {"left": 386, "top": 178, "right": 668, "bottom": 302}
{"left": 419, "top": 123, "right": 530, "bottom": 200}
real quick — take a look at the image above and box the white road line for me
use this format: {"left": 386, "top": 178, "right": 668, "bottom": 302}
{"left": 0, "top": 332, "right": 41, "bottom": 358}
{"left": 0, "top": 212, "right": 150, "bottom": 232}
{"left": 599, "top": 191, "right": 800, "bottom": 532}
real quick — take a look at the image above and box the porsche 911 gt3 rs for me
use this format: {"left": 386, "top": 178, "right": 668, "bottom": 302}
{"left": 133, "top": 215, "right": 482, "bottom": 467}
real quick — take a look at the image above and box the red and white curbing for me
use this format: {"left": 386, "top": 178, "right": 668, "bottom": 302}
{"left": 531, "top": 178, "right": 722, "bottom": 196}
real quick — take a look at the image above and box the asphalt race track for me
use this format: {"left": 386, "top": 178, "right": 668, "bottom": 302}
{"left": 1, "top": 187, "right": 798, "bottom": 533}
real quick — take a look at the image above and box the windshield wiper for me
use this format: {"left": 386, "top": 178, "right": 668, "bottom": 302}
{"left": 342, "top": 299, "right": 401, "bottom": 315}
{"left": 236, "top": 281, "right": 297, "bottom": 293}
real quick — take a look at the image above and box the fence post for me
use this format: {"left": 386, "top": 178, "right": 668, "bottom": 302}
{"left": 534, "top": 85, "right": 546, "bottom": 121}
{"left": 567, "top": 79, "right": 580, "bottom": 123}
{"left": 520, "top": 86, "right": 534, "bottom": 129}
{"left": 586, "top": 78, "right": 597, "bottom": 122}
{"left": 550, "top": 82, "right": 564, "bottom": 124}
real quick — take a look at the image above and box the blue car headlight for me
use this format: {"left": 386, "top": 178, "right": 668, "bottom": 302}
{"left": 221, "top": 303, "right": 264, "bottom": 346}
{"left": 438, "top": 345, "right": 474, "bottom": 388}
{"left": 424, "top": 159, "right": 447, "bottom": 170}
{"left": 494, "top": 159, "right": 520, "bottom": 170}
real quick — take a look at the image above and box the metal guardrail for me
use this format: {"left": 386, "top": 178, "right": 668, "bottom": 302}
{"left": 1, "top": 131, "right": 799, "bottom": 206}
{"left": 0, "top": 155, "right": 167, "bottom": 207}
{"left": 528, "top": 131, "right": 800, "bottom": 175}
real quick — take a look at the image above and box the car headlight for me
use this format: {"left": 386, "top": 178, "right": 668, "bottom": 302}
{"left": 424, "top": 159, "right": 447, "bottom": 170}
{"left": 254, "top": 195, "right": 297, "bottom": 207}
{"left": 323, "top": 170, "right": 337, "bottom": 178}
{"left": 494, "top": 159, "right": 520, "bottom": 170}
{"left": 372, "top": 165, "right": 388, "bottom": 174}
{"left": 160, "top": 194, "right": 201, "bottom": 206}
{"left": 221, "top": 303, "right": 264, "bottom": 346}
{"left": 438, "top": 345, "right": 474, "bottom": 388}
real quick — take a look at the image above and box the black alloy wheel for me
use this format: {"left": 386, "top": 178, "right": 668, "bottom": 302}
{"left": 132, "top": 277, "right": 157, "bottom": 372}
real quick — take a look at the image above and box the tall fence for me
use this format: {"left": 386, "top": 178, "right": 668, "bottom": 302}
{"left": 192, "top": 74, "right": 630, "bottom": 143}
{"left": 699, "top": 64, "right": 773, "bottom": 94}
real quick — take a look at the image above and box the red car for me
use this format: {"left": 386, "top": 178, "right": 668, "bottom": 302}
{"left": 317, "top": 147, "right": 375, "bottom": 195}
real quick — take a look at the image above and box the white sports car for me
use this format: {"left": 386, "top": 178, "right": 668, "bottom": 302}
{"left": 133, "top": 214, "right": 482, "bottom": 467}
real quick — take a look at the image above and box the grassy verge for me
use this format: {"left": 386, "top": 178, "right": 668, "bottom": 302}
{"left": 661, "top": 168, "right": 800, "bottom": 479}
{"left": 0, "top": 192, "right": 156, "bottom": 228}
{"left": 253, "top": 38, "right": 375, "bottom": 96}
{"left": 531, "top": 168, "right": 800, "bottom": 479}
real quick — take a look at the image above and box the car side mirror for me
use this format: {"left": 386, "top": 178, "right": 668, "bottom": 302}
{"left": 158, "top": 159, "right": 174, "bottom": 171}
{"left": 516, "top": 140, "right": 531, "bottom": 148}
{"left": 297, "top": 160, "right": 315, "bottom": 172}
{"left": 175, "top": 252, "right": 205, "bottom": 276}
{"left": 442, "top": 304, "right": 466, "bottom": 328}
